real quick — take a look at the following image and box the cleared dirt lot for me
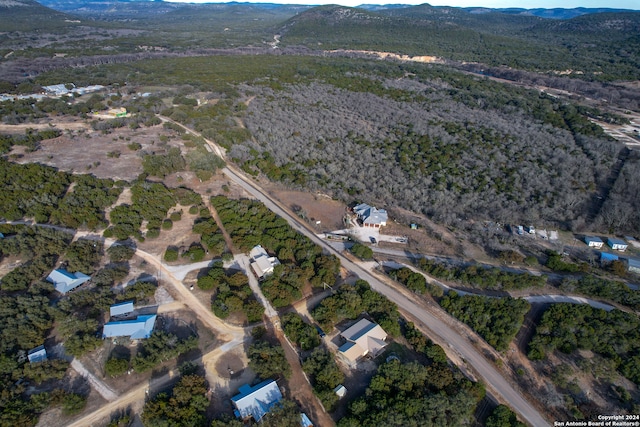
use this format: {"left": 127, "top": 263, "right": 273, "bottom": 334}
{"left": 9, "top": 123, "right": 180, "bottom": 181}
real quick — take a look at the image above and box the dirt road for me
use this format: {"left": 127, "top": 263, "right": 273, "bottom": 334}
{"left": 0, "top": 122, "right": 89, "bottom": 132}
{"left": 64, "top": 339, "right": 246, "bottom": 427}
{"left": 70, "top": 359, "right": 118, "bottom": 402}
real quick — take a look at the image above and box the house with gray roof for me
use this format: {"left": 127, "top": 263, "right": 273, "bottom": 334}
{"left": 353, "top": 203, "right": 388, "bottom": 228}
{"left": 338, "top": 318, "right": 388, "bottom": 365}
{"left": 27, "top": 345, "right": 47, "bottom": 363}
{"left": 102, "top": 314, "right": 156, "bottom": 339}
{"left": 231, "top": 379, "right": 282, "bottom": 422}
{"left": 46, "top": 268, "right": 90, "bottom": 294}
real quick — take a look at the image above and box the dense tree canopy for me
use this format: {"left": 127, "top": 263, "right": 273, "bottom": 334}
{"left": 417, "top": 258, "right": 547, "bottom": 291}
{"left": 528, "top": 304, "right": 640, "bottom": 384}
{"left": 248, "top": 339, "right": 291, "bottom": 380}
{"left": 142, "top": 374, "right": 209, "bottom": 427}
{"left": 440, "top": 292, "right": 530, "bottom": 352}
{"left": 338, "top": 360, "right": 483, "bottom": 427}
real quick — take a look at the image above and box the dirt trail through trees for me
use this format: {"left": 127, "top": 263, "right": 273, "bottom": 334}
{"left": 70, "top": 359, "right": 118, "bottom": 402}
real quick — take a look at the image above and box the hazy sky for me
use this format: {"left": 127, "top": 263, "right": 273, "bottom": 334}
{"left": 166, "top": 0, "right": 640, "bottom": 10}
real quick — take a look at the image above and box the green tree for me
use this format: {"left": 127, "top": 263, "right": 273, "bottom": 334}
{"left": 141, "top": 374, "right": 208, "bottom": 427}
{"left": 282, "top": 313, "right": 320, "bottom": 351}
{"left": 248, "top": 340, "right": 291, "bottom": 380}
{"left": 164, "top": 247, "right": 179, "bottom": 262}
{"left": 105, "top": 357, "right": 129, "bottom": 377}
{"left": 107, "top": 244, "right": 135, "bottom": 263}
{"left": 486, "top": 405, "right": 526, "bottom": 427}
{"left": 350, "top": 243, "right": 373, "bottom": 260}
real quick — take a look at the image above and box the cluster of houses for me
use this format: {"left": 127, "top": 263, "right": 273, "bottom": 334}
{"left": 0, "top": 84, "right": 105, "bottom": 102}
{"left": 230, "top": 317, "right": 387, "bottom": 425}
{"left": 41, "top": 84, "right": 105, "bottom": 97}
{"left": 46, "top": 267, "right": 157, "bottom": 339}
{"left": 513, "top": 225, "right": 559, "bottom": 240}
{"left": 584, "top": 236, "right": 640, "bottom": 274}
{"left": 25, "top": 301, "right": 156, "bottom": 369}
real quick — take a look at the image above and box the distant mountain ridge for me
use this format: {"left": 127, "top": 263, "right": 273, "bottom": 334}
{"left": 0, "top": 0, "right": 79, "bottom": 31}
{"left": 32, "top": 0, "right": 639, "bottom": 20}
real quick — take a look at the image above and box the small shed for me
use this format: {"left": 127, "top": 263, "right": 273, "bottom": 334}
{"left": 607, "top": 238, "right": 628, "bottom": 251}
{"left": 584, "top": 236, "right": 604, "bottom": 249}
{"left": 333, "top": 385, "right": 347, "bottom": 398}
{"left": 110, "top": 301, "right": 134, "bottom": 317}
{"left": 27, "top": 345, "right": 47, "bottom": 363}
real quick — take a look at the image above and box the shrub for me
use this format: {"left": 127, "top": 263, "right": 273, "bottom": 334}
{"left": 146, "top": 228, "right": 160, "bottom": 239}
{"left": 62, "top": 393, "right": 87, "bottom": 415}
{"left": 107, "top": 244, "right": 135, "bottom": 263}
{"left": 105, "top": 357, "right": 129, "bottom": 377}
{"left": 350, "top": 242, "right": 373, "bottom": 260}
{"left": 182, "top": 244, "right": 205, "bottom": 262}
{"left": 162, "top": 219, "right": 173, "bottom": 230}
{"left": 164, "top": 247, "right": 179, "bottom": 262}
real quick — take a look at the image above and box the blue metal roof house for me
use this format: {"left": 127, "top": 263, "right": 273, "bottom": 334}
{"left": 27, "top": 345, "right": 48, "bottom": 363}
{"left": 607, "top": 237, "right": 628, "bottom": 251}
{"left": 110, "top": 301, "right": 134, "bottom": 317}
{"left": 46, "top": 268, "right": 90, "bottom": 294}
{"left": 584, "top": 236, "right": 603, "bottom": 248}
{"left": 103, "top": 314, "right": 156, "bottom": 339}
{"left": 231, "top": 380, "right": 283, "bottom": 422}
{"left": 600, "top": 252, "right": 619, "bottom": 263}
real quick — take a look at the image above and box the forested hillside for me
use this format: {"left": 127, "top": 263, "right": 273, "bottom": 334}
{"left": 279, "top": 6, "right": 640, "bottom": 80}
{"left": 237, "top": 68, "right": 622, "bottom": 229}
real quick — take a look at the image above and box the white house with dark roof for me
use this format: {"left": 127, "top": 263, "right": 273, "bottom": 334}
{"left": 110, "top": 301, "right": 134, "bottom": 317}
{"left": 27, "top": 345, "right": 47, "bottom": 363}
{"left": 608, "top": 237, "right": 628, "bottom": 251}
{"left": 338, "top": 318, "right": 388, "bottom": 365}
{"left": 46, "top": 268, "right": 90, "bottom": 294}
{"left": 231, "top": 379, "right": 283, "bottom": 422}
{"left": 353, "top": 203, "right": 388, "bottom": 228}
{"left": 249, "top": 245, "right": 280, "bottom": 280}
{"left": 584, "top": 236, "right": 604, "bottom": 249}
{"left": 102, "top": 314, "right": 156, "bottom": 339}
